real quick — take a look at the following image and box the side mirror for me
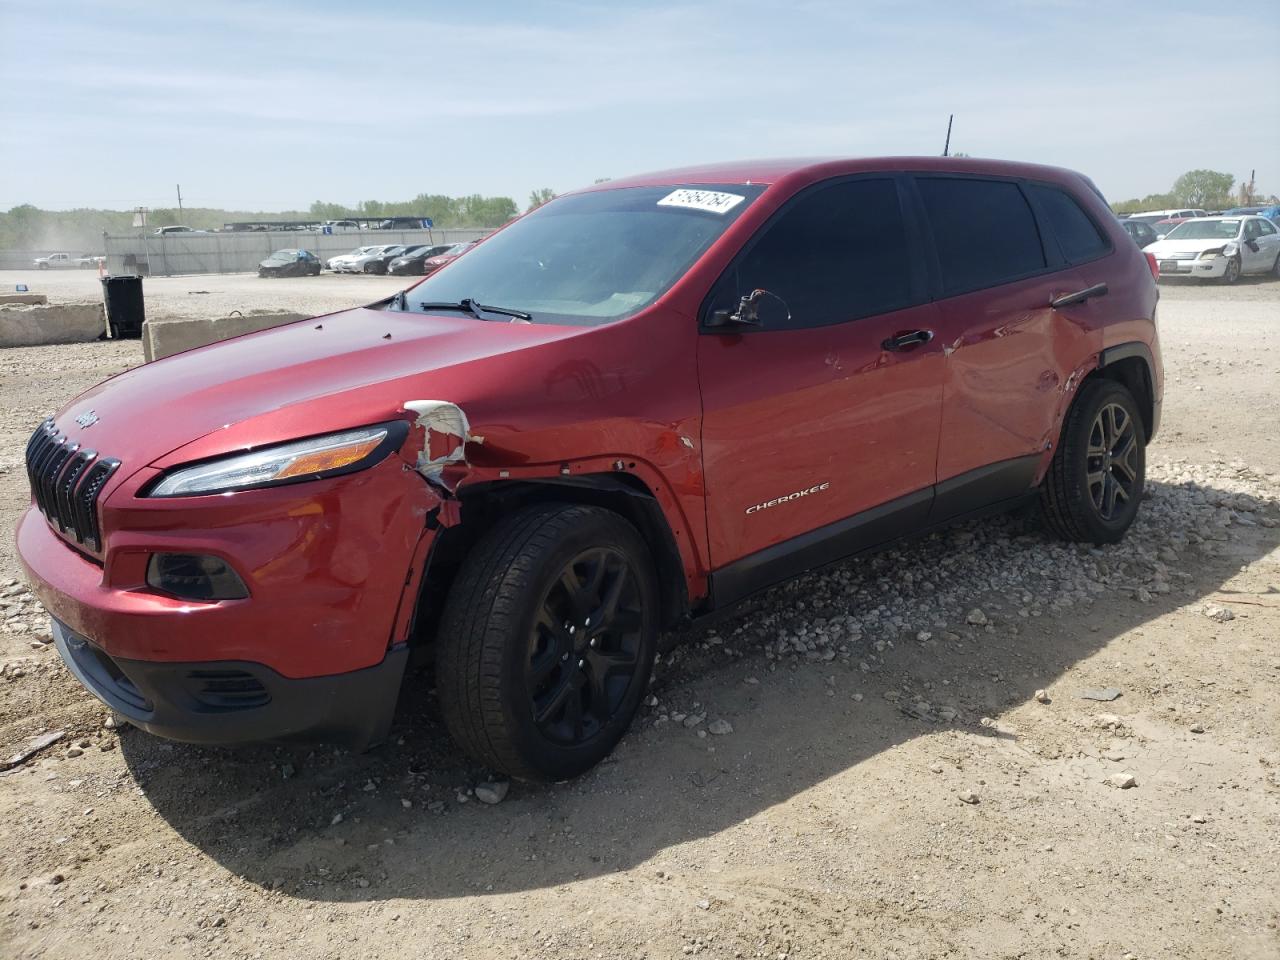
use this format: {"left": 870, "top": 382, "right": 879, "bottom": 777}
{"left": 706, "top": 288, "right": 790, "bottom": 330}
{"left": 1155, "top": 234, "right": 1166, "bottom": 241}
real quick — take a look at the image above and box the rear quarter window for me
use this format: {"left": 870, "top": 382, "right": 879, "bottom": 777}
{"left": 916, "top": 177, "right": 1046, "bottom": 294}
{"left": 1026, "top": 183, "right": 1110, "bottom": 263}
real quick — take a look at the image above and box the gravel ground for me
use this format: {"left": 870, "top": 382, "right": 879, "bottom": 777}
{"left": 1, "top": 278, "right": 1279, "bottom": 959}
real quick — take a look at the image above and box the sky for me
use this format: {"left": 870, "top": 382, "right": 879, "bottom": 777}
{"left": 2, "top": 0, "right": 1278, "bottom": 212}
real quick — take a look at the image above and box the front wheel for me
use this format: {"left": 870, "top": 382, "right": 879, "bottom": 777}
{"left": 1220, "top": 256, "right": 1241, "bottom": 284}
{"left": 1040, "top": 378, "right": 1146, "bottom": 544}
{"left": 436, "top": 504, "right": 659, "bottom": 781}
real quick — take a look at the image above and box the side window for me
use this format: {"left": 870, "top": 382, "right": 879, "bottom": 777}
{"left": 1026, "top": 182, "right": 1109, "bottom": 263}
{"left": 1258, "top": 219, "right": 1278, "bottom": 236}
{"left": 1244, "top": 220, "right": 1260, "bottom": 239}
{"left": 716, "top": 178, "right": 914, "bottom": 329}
{"left": 916, "top": 177, "right": 1046, "bottom": 293}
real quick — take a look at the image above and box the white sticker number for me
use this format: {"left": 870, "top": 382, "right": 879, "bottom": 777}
{"left": 657, "top": 188, "right": 746, "bottom": 215}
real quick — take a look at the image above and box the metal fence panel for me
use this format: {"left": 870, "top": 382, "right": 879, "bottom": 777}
{"left": 104, "top": 228, "right": 492, "bottom": 276}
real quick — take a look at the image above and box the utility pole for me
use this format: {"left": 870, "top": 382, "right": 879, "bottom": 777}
{"left": 176, "top": 184, "right": 184, "bottom": 219}
{"left": 943, "top": 114, "right": 953, "bottom": 157}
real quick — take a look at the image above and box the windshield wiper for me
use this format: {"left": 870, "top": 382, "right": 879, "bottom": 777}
{"left": 416, "top": 297, "right": 532, "bottom": 322}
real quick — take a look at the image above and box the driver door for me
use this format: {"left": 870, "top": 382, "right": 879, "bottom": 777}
{"left": 697, "top": 175, "right": 943, "bottom": 594}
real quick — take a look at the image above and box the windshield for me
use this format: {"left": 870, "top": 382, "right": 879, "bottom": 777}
{"left": 1164, "top": 219, "right": 1241, "bottom": 241}
{"left": 398, "top": 184, "right": 766, "bottom": 326}
{"left": 270, "top": 249, "right": 297, "bottom": 259}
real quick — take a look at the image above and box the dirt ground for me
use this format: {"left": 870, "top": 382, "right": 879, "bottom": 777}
{"left": 1, "top": 276, "right": 1278, "bottom": 960}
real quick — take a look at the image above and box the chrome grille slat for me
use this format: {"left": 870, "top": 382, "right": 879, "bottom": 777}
{"left": 23, "top": 418, "right": 120, "bottom": 553}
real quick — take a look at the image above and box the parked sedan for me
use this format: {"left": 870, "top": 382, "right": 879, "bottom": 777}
{"left": 326, "top": 246, "right": 380, "bottom": 272}
{"left": 1145, "top": 216, "right": 1280, "bottom": 283}
{"left": 258, "top": 249, "right": 322, "bottom": 278}
{"left": 419, "top": 241, "right": 477, "bottom": 276}
{"left": 1120, "top": 219, "right": 1159, "bottom": 249}
{"left": 358, "top": 245, "right": 415, "bottom": 275}
{"left": 335, "top": 245, "right": 403, "bottom": 274}
{"left": 386, "top": 244, "right": 453, "bottom": 276}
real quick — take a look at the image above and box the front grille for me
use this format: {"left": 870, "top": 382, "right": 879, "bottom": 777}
{"left": 25, "top": 418, "right": 120, "bottom": 552}
{"left": 1170, "top": 252, "right": 1200, "bottom": 260}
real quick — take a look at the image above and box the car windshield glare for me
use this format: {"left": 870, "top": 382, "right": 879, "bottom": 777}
{"left": 1165, "top": 219, "right": 1241, "bottom": 241}
{"left": 399, "top": 184, "right": 766, "bottom": 326}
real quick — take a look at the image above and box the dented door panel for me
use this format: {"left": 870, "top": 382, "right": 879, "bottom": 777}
{"left": 933, "top": 270, "right": 1102, "bottom": 485}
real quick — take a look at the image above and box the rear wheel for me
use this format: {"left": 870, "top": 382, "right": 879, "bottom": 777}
{"left": 436, "top": 504, "right": 658, "bottom": 781}
{"left": 1040, "top": 378, "right": 1146, "bottom": 544}
{"left": 1271, "top": 252, "right": 1280, "bottom": 279}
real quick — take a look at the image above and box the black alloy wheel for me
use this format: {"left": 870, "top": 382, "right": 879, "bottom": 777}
{"left": 527, "top": 547, "right": 644, "bottom": 746}
{"left": 1040, "top": 378, "right": 1146, "bottom": 544}
{"left": 1086, "top": 402, "right": 1139, "bottom": 521}
{"left": 436, "top": 503, "right": 659, "bottom": 781}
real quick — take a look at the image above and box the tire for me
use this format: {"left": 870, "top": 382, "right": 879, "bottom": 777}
{"left": 1220, "top": 256, "right": 1241, "bottom": 284}
{"left": 436, "top": 504, "right": 659, "bottom": 781}
{"left": 1271, "top": 253, "right": 1280, "bottom": 279}
{"left": 39, "top": 263, "right": 48, "bottom": 270}
{"left": 1040, "top": 378, "right": 1146, "bottom": 545}
{"left": 363, "top": 263, "right": 376, "bottom": 274}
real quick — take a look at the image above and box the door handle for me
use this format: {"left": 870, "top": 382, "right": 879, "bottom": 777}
{"left": 1050, "top": 282, "right": 1108, "bottom": 309}
{"left": 881, "top": 329, "right": 934, "bottom": 352}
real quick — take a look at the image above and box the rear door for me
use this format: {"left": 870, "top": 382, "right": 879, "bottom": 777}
{"left": 697, "top": 175, "right": 944, "bottom": 573}
{"left": 913, "top": 175, "right": 1104, "bottom": 519}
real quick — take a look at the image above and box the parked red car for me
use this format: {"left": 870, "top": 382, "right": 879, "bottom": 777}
{"left": 420, "top": 240, "right": 476, "bottom": 276}
{"left": 18, "top": 157, "right": 1162, "bottom": 780}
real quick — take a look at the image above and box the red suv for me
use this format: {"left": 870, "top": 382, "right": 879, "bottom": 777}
{"left": 17, "top": 157, "right": 1162, "bottom": 780}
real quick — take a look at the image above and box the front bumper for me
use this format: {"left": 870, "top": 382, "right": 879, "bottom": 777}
{"left": 54, "top": 619, "right": 407, "bottom": 748}
{"left": 1156, "top": 255, "right": 1228, "bottom": 278}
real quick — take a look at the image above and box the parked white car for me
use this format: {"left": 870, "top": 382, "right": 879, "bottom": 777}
{"left": 330, "top": 245, "right": 401, "bottom": 273}
{"left": 152, "top": 225, "right": 206, "bottom": 235}
{"left": 346, "top": 245, "right": 407, "bottom": 274}
{"left": 326, "top": 246, "right": 380, "bottom": 272}
{"left": 1126, "top": 207, "right": 1208, "bottom": 224}
{"left": 1146, "top": 216, "right": 1280, "bottom": 283}
{"left": 32, "top": 253, "right": 77, "bottom": 269}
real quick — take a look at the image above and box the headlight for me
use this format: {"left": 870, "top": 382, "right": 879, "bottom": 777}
{"left": 1199, "top": 247, "right": 1223, "bottom": 260}
{"left": 147, "top": 422, "right": 407, "bottom": 497}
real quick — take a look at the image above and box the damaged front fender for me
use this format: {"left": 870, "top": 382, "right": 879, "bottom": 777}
{"left": 404, "top": 400, "right": 483, "bottom": 490}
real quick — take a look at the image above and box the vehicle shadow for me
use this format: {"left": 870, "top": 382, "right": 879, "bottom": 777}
{"left": 120, "top": 476, "right": 1279, "bottom": 902}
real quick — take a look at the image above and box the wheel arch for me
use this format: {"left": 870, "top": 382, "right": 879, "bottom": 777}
{"left": 409, "top": 474, "right": 691, "bottom": 652}
{"left": 1095, "top": 341, "right": 1158, "bottom": 442}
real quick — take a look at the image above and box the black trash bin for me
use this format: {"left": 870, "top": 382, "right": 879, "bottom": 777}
{"left": 101, "top": 275, "right": 145, "bottom": 339}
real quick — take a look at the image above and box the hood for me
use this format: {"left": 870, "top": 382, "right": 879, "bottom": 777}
{"left": 1147, "top": 236, "right": 1236, "bottom": 256}
{"left": 49, "top": 306, "right": 586, "bottom": 482}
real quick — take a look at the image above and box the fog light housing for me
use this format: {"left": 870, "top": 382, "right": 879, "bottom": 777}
{"left": 146, "top": 553, "right": 249, "bottom": 601}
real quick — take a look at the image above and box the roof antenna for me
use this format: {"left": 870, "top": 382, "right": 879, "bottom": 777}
{"left": 943, "top": 114, "right": 954, "bottom": 157}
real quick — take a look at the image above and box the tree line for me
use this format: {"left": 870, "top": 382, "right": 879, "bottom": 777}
{"left": 1110, "top": 169, "right": 1274, "bottom": 214}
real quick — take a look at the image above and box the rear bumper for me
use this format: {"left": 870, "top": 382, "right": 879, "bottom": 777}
{"left": 54, "top": 619, "right": 408, "bottom": 748}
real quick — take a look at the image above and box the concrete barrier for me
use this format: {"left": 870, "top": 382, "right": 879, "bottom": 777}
{"left": 143, "top": 311, "right": 310, "bottom": 362}
{"left": 0, "top": 303, "right": 106, "bottom": 347}
{"left": 0, "top": 293, "right": 49, "bottom": 306}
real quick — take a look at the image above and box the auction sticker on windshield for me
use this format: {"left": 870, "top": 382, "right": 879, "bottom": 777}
{"left": 657, "top": 188, "right": 746, "bottom": 215}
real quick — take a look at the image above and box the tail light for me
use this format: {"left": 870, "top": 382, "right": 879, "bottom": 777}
{"left": 1145, "top": 252, "right": 1159, "bottom": 280}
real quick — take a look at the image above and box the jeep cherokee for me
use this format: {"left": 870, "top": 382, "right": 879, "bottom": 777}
{"left": 16, "top": 157, "right": 1163, "bottom": 780}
